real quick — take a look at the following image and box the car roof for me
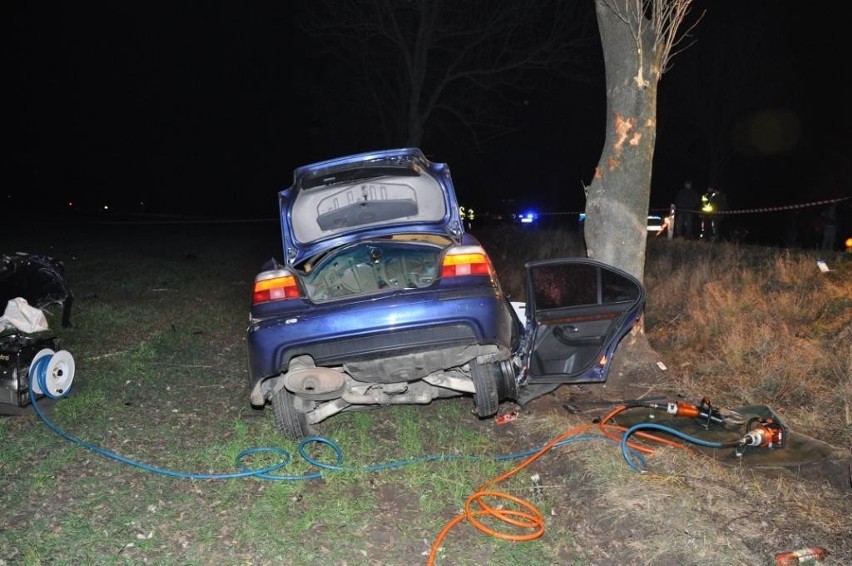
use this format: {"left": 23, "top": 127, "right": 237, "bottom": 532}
{"left": 279, "top": 148, "right": 464, "bottom": 266}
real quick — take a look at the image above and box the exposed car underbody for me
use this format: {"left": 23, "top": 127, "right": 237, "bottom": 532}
{"left": 251, "top": 347, "right": 519, "bottom": 434}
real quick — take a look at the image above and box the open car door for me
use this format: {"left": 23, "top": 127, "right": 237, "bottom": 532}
{"left": 520, "top": 258, "right": 645, "bottom": 389}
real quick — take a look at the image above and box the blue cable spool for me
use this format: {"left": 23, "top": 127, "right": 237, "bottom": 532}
{"left": 29, "top": 348, "right": 75, "bottom": 399}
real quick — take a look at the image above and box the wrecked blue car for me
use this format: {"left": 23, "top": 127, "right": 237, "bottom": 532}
{"left": 246, "top": 148, "right": 645, "bottom": 439}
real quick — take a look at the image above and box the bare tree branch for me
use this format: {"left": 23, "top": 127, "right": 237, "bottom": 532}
{"left": 599, "top": 0, "right": 701, "bottom": 87}
{"left": 299, "top": 0, "right": 597, "bottom": 152}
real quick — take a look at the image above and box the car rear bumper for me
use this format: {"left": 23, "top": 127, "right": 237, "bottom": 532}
{"left": 246, "top": 289, "right": 517, "bottom": 383}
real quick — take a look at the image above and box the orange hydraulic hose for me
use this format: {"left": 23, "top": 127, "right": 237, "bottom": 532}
{"left": 427, "top": 405, "right": 690, "bottom": 565}
{"left": 427, "top": 423, "right": 594, "bottom": 565}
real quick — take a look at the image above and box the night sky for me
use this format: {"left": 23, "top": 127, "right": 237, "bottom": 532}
{"left": 7, "top": 1, "right": 851, "bottom": 243}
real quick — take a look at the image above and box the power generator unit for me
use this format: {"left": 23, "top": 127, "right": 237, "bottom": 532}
{"left": 0, "top": 334, "right": 74, "bottom": 407}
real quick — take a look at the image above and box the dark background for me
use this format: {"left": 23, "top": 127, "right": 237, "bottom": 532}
{"left": 6, "top": 1, "right": 851, "bottom": 246}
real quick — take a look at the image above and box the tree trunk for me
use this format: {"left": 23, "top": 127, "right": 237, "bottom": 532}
{"left": 584, "top": 0, "right": 665, "bottom": 372}
{"left": 584, "top": 1, "right": 658, "bottom": 285}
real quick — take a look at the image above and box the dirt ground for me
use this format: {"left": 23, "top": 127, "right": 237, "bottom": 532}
{"left": 469, "top": 347, "right": 852, "bottom": 565}
{"left": 315, "top": 345, "right": 850, "bottom": 565}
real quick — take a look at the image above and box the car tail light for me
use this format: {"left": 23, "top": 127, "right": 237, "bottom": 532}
{"left": 440, "top": 245, "right": 495, "bottom": 278}
{"left": 252, "top": 269, "right": 302, "bottom": 304}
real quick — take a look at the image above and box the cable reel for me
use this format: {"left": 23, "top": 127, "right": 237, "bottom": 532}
{"left": 29, "top": 348, "right": 75, "bottom": 399}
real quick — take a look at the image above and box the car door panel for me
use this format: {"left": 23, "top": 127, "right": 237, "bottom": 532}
{"left": 523, "top": 259, "right": 645, "bottom": 385}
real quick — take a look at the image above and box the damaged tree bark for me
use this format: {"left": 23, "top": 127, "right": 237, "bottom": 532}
{"left": 585, "top": 0, "right": 697, "bottom": 284}
{"left": 584, "top": 0, "right": 699, "bottom": 365}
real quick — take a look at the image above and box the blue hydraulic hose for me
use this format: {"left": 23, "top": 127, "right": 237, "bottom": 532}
{"left": 29, "top": 386, "right": 637, "bottom": 481}
{"left": 29, "top": 386, "right": 294, "bottom": 480}
{"left": 295, "top": 433, "right": 630, "bottom": 474}
{"left": 26, "top": 353, "right": 656, "bottom": 480}
{"left": 620, "top": 422, "right": 732, "bottom": 472}
{"left": 31, "top": 356, "right": 61, "bottom": 399}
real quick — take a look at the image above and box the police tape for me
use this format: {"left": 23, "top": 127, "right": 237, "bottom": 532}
{"left": 542, "top": 195, "right": 850, "bottom": 217}
{"left": 670, "top": 194, "right": 850, "bottom": 216}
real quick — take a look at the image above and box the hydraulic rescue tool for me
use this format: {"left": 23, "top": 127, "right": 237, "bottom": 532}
{"left": 616, "top": 397, "right": 789, "bottom": 459}
{"left": 643, "top": 398, "right": 789, "bottom": 457}
{"left": 734, "top": 416, "right": 786, "bottom": 457}
{"left": 642, "top": 397, "right": 746, "bottom": 428}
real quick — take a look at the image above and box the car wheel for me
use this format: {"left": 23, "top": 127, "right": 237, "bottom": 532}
{"left": 271, "top": 388, "right": 312, "bottom": 440}
{"left": 495, "top": 360, "right": 518, "bottom": 401}
{"left": 470, "top": 359, "right": 499, "bottom": 418}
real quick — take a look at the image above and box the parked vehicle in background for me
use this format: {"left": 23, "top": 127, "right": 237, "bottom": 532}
{"left": 246, "top": 148, "right": 645, "bottom": 439}
{"left": 579, "top": 212, "right": 665, "bottom": 235}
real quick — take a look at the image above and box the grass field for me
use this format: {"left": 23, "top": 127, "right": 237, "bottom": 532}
{"left": 1, "top": 218, "right": 850, "bottom": 565}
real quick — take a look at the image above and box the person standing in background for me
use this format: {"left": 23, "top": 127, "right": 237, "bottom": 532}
{"left": 674, "top": 180, "right": 700, "bottom": 239}
{"left": 820, "top": 204, "right": 837, "bottom": 250}
{"left": 700, "top": 187, "right": 727, "bottom": 241}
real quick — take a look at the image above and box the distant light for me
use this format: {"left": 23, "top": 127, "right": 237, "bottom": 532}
{"left": 102, "top": 204, "right": 110, "bottom": 211}
{"left": 845, "top": 237, "right": 852, "bottom": 252}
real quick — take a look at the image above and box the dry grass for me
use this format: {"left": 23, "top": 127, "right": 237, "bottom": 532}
{"left": 480, "top": 224, "right": 852, "bottom": 562}
{"left": 643, "top": 239, "right": 852, "bottom": 450}
{"left": 481, "top": 224, "right": 852, "bottom": 452}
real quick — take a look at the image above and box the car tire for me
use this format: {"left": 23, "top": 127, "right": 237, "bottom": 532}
{"left": 470, "top": 359, "right": 499, "bottom": 418}
{"left": 271, "top": 388, "right": 312, "bottom": 440}
{"left": 495, "top": 360, "right": 518, "bottom": 401}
